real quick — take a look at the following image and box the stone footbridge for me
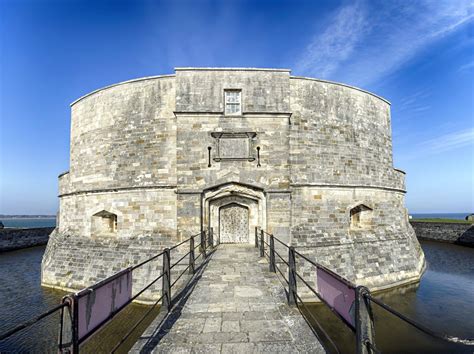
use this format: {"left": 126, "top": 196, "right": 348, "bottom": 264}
{"left": 132, "top": 244, "right": 325, "bottom": 353}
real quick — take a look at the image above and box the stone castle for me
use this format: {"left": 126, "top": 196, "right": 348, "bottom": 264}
{"left": 41, "top": 68, "right": 425, "bottom": 294}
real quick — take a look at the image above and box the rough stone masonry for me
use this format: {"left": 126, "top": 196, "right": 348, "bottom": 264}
{"left": 41, "top": 68, "right": 425, "bottom": 296}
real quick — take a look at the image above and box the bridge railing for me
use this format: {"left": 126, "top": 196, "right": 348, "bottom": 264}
{"left": 255, "top": 227, "right": 474, "bottom": 354}
{"left": 0, "top": 228, "right": 215, "bottom": 353}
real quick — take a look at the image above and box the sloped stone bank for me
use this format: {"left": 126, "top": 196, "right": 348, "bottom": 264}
{"left": 411, "top": 221, "right": 474, "bottom": 247}
{"left": 0, "top": 227, "right": 54, "bottom": 252}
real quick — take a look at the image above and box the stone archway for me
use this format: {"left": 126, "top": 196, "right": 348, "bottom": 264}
{"left": 202, "top": 182, "right": 266, "bottom": 246}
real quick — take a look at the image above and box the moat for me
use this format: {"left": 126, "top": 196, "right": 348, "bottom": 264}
{"left": 0, "top": 240, "right": 473, "bottom": 353}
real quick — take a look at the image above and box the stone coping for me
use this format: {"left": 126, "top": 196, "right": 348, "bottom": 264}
{"left": 175, "top": 67, "right": 291, "bottom": 72}
{"left": 69, "top": 68, "right": 389, "bottom": 108}
{"left": 70, "top": 74, "right": 175, "bottom": 106}
{"left": 290, "top": 76, "right": 390, "bottom": 105}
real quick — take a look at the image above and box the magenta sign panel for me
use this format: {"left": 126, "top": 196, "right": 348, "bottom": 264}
{"left": 316, "top": 267, "right": 356, "bottom": 328}
{"left": 76, "top": 269, "right": 132, "bottom": 342}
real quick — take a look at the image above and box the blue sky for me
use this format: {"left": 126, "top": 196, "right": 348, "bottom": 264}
{"left": 0, "top": 0, "right": 473, "bottom": 214}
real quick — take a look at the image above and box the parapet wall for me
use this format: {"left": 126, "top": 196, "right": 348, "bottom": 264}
{"left": 289, "top": 77, "right": 404, "bottom": 191}
{"left": 41, "top": 229, "right": 192, "bottom": 302}
{"left": 411, "top": 221, "right": 474, "bottom": 247}
{"left": 290, "top": 187, "right": 424, "bottom": 291}
{"left": 68, "top": 76, "right": 176, "bottom": 193}
{"left": 0, "top": 227, "right": 54, "bottom": 252}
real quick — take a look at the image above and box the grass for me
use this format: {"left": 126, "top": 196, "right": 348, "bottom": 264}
{"left": 411, "top": 218, "right": 473, "bottom": 224}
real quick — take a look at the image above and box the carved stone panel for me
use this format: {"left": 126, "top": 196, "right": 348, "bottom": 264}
{"left": 219, "top": 203, "right": 249, "bottom": 243}
{"left": 211, "top": 132, "right": 257, "bottom": 161}
{"left": 220, "top": 138, "right": 249, "bottom": 159}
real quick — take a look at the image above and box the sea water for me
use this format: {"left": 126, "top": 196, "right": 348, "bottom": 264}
{"left": 410, "top": 213, "right": 470, "bottom": 220}
{"left": 0, "top": 217, "right": 56, "bottom": 228}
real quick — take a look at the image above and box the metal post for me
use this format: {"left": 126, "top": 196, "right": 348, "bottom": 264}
{"left": 66, "top": 294, "right": 79, "bottom": 353}
{"left": 201, "top": 230, "right": 207, "bottom": 258}
{"left": 255, "top": 227, "right": 258, "bottom": 248}
{"left": 288, "top": 246, "right": 297, "bottom": 306}
{"left": 189, "top": 236, "right": 195, "bottom": 275}
{"left": 209, "top": 227, "right": 214, "bottom": 248}
{"left": 260, "top": 230, "right": 265, "bottom": 257}
{"left": 356, "top": 286, "right": 376, "bottom": 354}
{"left": 162, "top": 248, "right": 171, "bottom": 312}
{"left": 269, "top": 234, "right": 276, "bottom": 273}
{"left": 58, "top": 296, "right": 74, "bottom": 353}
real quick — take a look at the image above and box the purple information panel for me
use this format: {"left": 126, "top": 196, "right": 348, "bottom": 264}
{"left": 317, "top": 267, "right": 356, "bottom": 328}
{"left": 77, "top": 270, "right": 132, "bottom": 341}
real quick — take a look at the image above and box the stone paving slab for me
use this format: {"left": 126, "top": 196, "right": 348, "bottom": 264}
{"left": 132, "top": 245, "right": 326, "bottom": 353}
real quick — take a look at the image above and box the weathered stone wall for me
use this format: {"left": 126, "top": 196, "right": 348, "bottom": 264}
{"left": 174, "top": 68, "right": 292, "bottom": 238}
{"left": 411, "top": 221, "right": 474, "bottom": 247}
{"left": 42, "top": 229, "right": 198, "bottom": 302}
{"left": 0, "top": 227, "right": 54, "bottom": 252}
{"left": 289, "top": 77, "right": 405, "bottom": 190}
{"left": 175, "top": 68, "right": 290, "bottom": 113}
{"left": 290, "top": 187, "right": 424, "bottom": 290}
{"left": 58, "top": 189, "right": 177, "bottom": 239}
{"left": 68, "top": 76, "right": 176, "bottom": 193}
{"left": 43, "top": 68, "right": 425, "bottom": 295}
{"left": 287, "top": 77, "right": 422, "bottom": 290}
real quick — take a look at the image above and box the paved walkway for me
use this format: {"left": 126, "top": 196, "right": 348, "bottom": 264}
{"left": 133, "top": 244, "right": 325, "bottom": 353}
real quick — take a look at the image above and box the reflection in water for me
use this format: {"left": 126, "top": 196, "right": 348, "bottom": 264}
{"left": 0, "top": 246, "right": 158, "bottom": 352}
{"left": 1, "top": 241, "right": 473, "bottom": 352}
{"left": 306, "top": 241, "right": 474, "bottom": 354}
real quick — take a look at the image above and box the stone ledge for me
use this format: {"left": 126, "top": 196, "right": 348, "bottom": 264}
{"left": 0, "top": 227, "right": 54, "bottom": 252}
{"left": 410, "top": 221, "right": 474, "bottom": 247}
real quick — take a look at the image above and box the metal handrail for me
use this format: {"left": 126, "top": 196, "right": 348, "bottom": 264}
{"left": 294, "top": 268, "right": 355, "bottom": 331}
{"left": 170, "top": 250, "right": 192, "bottom": 270}
{"left": 293, "top": 290, "right": 341, "bottom": 354}
{"left": 110, "top": 293, "right": 164, "bottom": 353}
{"left": 273, "top": 248, "right": 289, "bottom": 266}
{"left": 0, "top": 302, "right": 68, "bottom": 341}
{"left": 132, "top": 250, "right": 165, "bottom": 270}
{"left": 274, "top": 262, "right": 289, "bottom": 284}
{"left": 0, "top": 229, "right": 215, "bottom": 351}
{"left": 81, "top": 229, "right": 213, "bottom": 351}
{"left": 169, "top": 232, "right": 201, "bottom": 251}
{"left": 272, "top": 235, "right": 288, "bottom": 247}
{"left": 171, "top": 264, "right": 191, "bottom": 288}
{"left": 256, "top": 227, "right": 474, "bottom": 354}
{"left": 367, "top": 294, "right": 474, "bottom": 346}
{"left": 293, "top": 249, "right": 356, "bottom": 288}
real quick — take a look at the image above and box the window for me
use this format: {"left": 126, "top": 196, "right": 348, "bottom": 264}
{"left": 350, "top": 204, "right": 373, "bottom": 229}
{"left": 224, "top": 90, "right": 241, "bottom": 115}
{"left": 91, "top": 210, "right": 118, "bottom": 236}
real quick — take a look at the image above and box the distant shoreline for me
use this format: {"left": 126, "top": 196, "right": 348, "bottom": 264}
{"left": 0, "top": 215, "right": 56, "bottom": 219}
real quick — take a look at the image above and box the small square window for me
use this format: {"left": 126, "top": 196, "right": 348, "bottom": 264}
{"left": 224, "top": 90, "right": 241, "bottom": 115}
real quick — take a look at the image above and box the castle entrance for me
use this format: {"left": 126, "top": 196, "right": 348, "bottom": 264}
{"left": 203, "top": 182, "right": 267, "bottom": 246}
{"left": 219, "top": 203, "right": 249, "bottom": 243}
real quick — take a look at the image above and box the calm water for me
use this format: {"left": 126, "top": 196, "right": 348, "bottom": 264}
{"left": 0, "top": 246, "right": 158, "bottom": 353}
{"left": 1, "top": 217, "right": 56, "bottom": 228}
{"left": 307, "top": 241, "right": 474, "bottom": 353}
{"left": 411, "top": 213, "right": 471, "bottom": 220}
{"left": 0, "top": 241, "right": 473, "bottom": 352}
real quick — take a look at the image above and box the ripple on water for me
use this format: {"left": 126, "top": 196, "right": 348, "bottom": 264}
{"left": 0, "top": 246, "right": 159, "bottom": 353}
{"left": 303, "top": 241, "right": 474, "bottom": 354}
{"left": 1, "top": 241, "right": 473, "bottom": 353}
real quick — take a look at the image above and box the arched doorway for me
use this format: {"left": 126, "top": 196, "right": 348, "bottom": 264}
{"left": 202, "top": 182, "right": 266, "bottom": 246}
{"left": 219, "top": 203, "right": 249, "bottom": 243}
